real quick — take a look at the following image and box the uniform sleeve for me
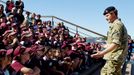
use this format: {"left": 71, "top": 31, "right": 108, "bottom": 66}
{"left": 111, "top": 23, "right": 123, "bottom": 45}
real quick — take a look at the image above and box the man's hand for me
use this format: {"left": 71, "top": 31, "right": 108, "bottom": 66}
{"left": 91, "top": 51, "right": 104, "bottom": 59}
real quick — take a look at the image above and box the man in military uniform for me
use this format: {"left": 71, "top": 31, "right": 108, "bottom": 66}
{"left": 91, "top": 6, "right": 128, "bottom": 75}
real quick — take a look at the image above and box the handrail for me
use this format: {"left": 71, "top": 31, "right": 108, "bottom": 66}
{"left": 0, "top": 0, "right": 6, "bottom": 4}
{"left": 42, "top": 16, "right": 106, "bottom": 37}
{"left": 67, "top": 26, "right": 92, "bottom": 37}
{"left": 53, "top": 16, "right": 106, "bottom": 37}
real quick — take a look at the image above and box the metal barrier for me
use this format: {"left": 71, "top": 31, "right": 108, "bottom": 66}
{"left": 41, "top": 16, "right": 106, "bottom": 38}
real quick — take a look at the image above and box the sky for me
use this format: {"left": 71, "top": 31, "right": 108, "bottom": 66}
{"left": 1, "top": 0, "right": 134, "bottom": 38}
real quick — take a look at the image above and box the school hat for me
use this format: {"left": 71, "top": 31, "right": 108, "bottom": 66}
{"left": 8, "top": 32, "right": 16, "bottom": 37}
{"left": 13, "top": 46, "right": 26, "bottom": 56}
{"left": 11, "top": 23, "right": 17, "bottom": 27}
{"left": 0, "top": 49, "right": 13, "bottom": 57}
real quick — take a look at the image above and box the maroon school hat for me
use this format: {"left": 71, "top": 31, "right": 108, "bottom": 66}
{"left": 6, "top": 49, "right": 13, "bottom": 56}
{"left": 36, "top": 45, "right": 44, "bottom": 51}
{"left": 30, "top": 44, "right": 38, "bottom": 53}
{"left": 13, "top": 46, "right": 26, "bottom": 56}
{"left": 14, "top": 46, "right": 31, "bottom": 56}
{"left": 2, "top": 30, "right": 12, "bottom": 37}
{"left": 8, "top": 32, "right": 16, "bottom": 37}
{"left": 0, "top": 49, "right": 6, "bottom": 57}
{"left": 24, "top": 47, "right": 32, "bottom": 53}
{"left": 0, "top": 49, "right": 13, "bottom": 57}
{"left": 13, "top": 46, "right": 21, "bottom": 56}
{"left": 38, "top": 33, "right": 44, "bottom": 38}
{"left": 1, "top": 23, "right": 7, "bottom": 28}
{"left": 11, "top": 23, "right": 17, "bottom": 27}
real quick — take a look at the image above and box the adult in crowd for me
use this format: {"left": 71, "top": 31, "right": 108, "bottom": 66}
{"left": 16, "top": 8, "right": 24, "bottom": 25}
{"left": 0, "top": 4, "right": 6, "bottom": 19}
{"left": 5, "top": 0, "right": 15, "bottom": 14}
{"left": 15, "top": 0, "right": 24, "bottom": 12}
{"left": 91, "top": 6, "right": 128, "bottom": 75}
{"left": 127, "top": 35, "right": 134, "bottom": 61}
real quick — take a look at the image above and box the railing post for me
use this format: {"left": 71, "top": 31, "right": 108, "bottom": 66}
{"left": 76, "top": 26, "right": 78, "bottom": 34}
{"left": 52, "top": 16, "right": 54, "bottom": 27}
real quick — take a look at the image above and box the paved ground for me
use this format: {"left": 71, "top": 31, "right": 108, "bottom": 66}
{"left": 125, "top": 60, "right": 134, "bottom": 75}
{"left": 124, "top": 63, "right": 131, "bottom": 75}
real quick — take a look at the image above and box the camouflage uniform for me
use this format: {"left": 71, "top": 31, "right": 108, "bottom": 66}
{"left": 101, "top": 19, "right": 128, "bottom": 75}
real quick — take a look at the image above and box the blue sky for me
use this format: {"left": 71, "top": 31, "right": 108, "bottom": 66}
{"left": 2, "top": 0, "right": 134, "bottom": 38}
